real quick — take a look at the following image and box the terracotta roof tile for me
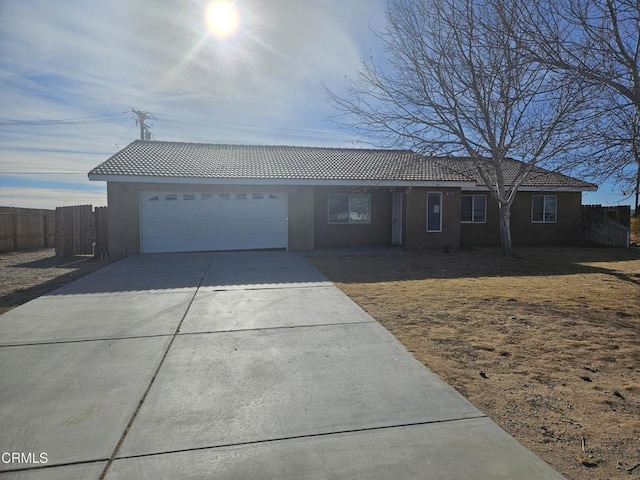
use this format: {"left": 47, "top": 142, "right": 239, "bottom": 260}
{"left": 89, "top": 140, "right": 595, "bottom": 189}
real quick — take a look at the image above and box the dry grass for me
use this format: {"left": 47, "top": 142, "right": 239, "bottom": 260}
{"left": 308, "top": 246, "right": 640, "bottom": 480}
{"left": 0, "top": 249, "right": 108, "bottom": 314}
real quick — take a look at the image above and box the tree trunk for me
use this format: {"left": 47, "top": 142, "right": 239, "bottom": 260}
{"left": 498, "top": 203, "right": 513, "bottom": 256}
{"left": 635, "top": 163, "right": 639, "bottom": 218}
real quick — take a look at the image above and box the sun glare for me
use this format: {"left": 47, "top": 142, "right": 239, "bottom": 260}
{"left": 205, "top": 0, "right": 239, "bottom": 39}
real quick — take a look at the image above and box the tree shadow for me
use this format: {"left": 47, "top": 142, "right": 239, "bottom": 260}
{"left": 306, "top": 245, "right": 640, "bottom": 286}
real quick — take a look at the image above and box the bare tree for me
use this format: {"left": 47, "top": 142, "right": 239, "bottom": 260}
{"left": 327, "top": 0, "right": 586, "bottom": 255}
{"left": 516, "top": 0, "right": 640, "bottom": 214}
{"left": 580, "top": 92, "right": 640, "bottom": 211}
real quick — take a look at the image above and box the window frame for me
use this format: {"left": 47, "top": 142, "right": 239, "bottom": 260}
{"left": 460, "top": 194, "right": 487, "bottom": 224}
{"left": 327, "top": 193, "right": 372, "bottom": 224}
{"left": 426, "top": 192, "right": 443, "bottom": 232}
{"left": 531, "top": 195, "right": 557, "bottom": 223}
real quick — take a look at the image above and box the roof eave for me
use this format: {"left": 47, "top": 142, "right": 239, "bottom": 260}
{"left": 87, "top": 173, "right": 477, "bottom": 188}
{"left": 462, "top": 185, "right": 598, "bottom": 192}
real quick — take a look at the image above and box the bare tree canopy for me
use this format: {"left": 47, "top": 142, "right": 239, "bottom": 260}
{"left": 516, "top": 0, "right": 640, "bottom": 213}
{"left": 518, "top": 0, "right": 639, "bottom": 109}
{"left": 327, "top": 0, "right": 587, "bottom": 254}
{"left": 580, "top": 90, "right": 640, "bottom": 210}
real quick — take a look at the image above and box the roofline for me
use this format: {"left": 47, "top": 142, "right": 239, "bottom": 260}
{"left": 87, "top": 173, "right": 595, "bottom": 190}
{"left": 462, "top": 185, "right": 598, "bottom": 192}
{"left": 87, "top": 173, "right": 477, "bottom": 188}
{"left": 121, "top": 139, "right": 414, "bottom": 154}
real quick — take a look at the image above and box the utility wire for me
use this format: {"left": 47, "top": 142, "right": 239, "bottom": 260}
{"left": 0, "top": 109, "right": 347, "bottom": 140}
{"left": 154, "top": 111, "right": 346, "bottom": 136}
{"left": 0, "top": 111, "right": 131, "bottom": 127}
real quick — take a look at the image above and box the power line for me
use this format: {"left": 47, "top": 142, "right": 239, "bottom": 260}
{"left": 0, "top": 111, "right": 131, "bottom": 127}
{"left": 0, "top": 108, "right": 350, "bottom": 140}
{"left": 109, "top": 124, "right": 139, "bottom": 154}
{"left": 154, "top": 111, "right": 348, "bottom": 137}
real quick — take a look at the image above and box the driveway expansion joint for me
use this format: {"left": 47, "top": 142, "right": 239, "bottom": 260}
{"left": 176, "top": 319, "right": 377, "bottom": 336}
{"left": 0, "top": 333, "right": 175, "bottom": 348}
{"left": 207, "top": 284, "right": 333, "bottom": 292}
{"left": 0, "top": 458, "right": 107, "bottom": 475}
{"left": 111, "top": 415, "right": 490, "bottom": 462}
{"left": 98, "top": 257, "right": 216, "bottom": 480}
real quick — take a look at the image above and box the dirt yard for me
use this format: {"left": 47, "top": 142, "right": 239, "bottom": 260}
{"left": 0, "top": 249, "right": 108, "bottom": 314}
{"left": 308, "top": 246, "right": 640, "bottom": 480}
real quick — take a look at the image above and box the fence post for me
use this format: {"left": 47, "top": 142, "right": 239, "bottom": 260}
{"left": 11, "top": 213, "right": 18, "bottom": 251}
{"left": 55, "top": 208, "right": 61, "bottom": 255}
{"left": 94, "top": 206, "right": 109, "bottom": 258}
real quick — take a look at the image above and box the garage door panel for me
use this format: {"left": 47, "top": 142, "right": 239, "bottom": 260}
{"left": 140, "top": 191, "right": 288, "bottom": 253}
{"left": 143, "top": 232, "right": 286, "bottom": 253}
{"left": 210, "top": 217, "right": 285, "bottom": 233}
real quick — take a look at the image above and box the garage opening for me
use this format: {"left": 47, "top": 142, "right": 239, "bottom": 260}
{"left": 140, "top": 191, "right": 287, "bottom": 253}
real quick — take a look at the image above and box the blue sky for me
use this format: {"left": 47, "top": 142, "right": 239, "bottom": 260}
{"left": 0, "top": 0, "right": 631, "bottom": 210}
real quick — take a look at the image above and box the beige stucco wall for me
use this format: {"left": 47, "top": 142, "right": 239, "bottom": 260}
{"left": 511, "top": 191, "right": 583, "bottom": 244}
{"left": 404, "top": 187, "right": 461, "bottom": 249}
{"left": 105, "top": 181, "right": 584, "bottom": 257}
{"left": 287, "top": 187, "right": 314, "bottom": 251}
{"left": 460, "top": 191, "right": 583, "bottom": 246}
{"left": 312, "top": 187, "right": 393, "bottom": 249}
{"left": 105, "top": 182, "right": 317, "bottom": 257}
{"left": 107, "top": 182, "right": 141, "bottom": 257}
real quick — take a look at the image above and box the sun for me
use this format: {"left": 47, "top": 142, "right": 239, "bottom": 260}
{"left": 205, "top": 0, "right": 240, "bottom": 39}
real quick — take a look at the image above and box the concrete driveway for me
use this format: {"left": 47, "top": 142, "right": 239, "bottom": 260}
{"left": 0, "top": 251, "right": 564, "bottom": 479}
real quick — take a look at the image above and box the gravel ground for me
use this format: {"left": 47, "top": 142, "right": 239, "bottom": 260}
{"left": 0, "top": 248, "right": 109, "bottom": 314}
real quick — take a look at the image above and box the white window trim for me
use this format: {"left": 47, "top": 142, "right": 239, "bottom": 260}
{"left": 461, "top": 194, "right": 487, "bottom": 224}
{"left": 427, "top": 192, "right": 443, "bottom": 232}
{"left": 327, "top": 193, "right": 372, "bottom": 225}
{"left": 531, "top": 195, "right": 557, "bottom": 223}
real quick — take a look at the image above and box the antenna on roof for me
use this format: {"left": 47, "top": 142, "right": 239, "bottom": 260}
{"left": 132, "top": 108, "right": 153, "bottom": 140}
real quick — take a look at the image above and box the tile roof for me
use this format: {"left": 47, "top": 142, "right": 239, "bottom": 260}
{"left": 441, "top": 157, "right": 597, "bottom": 189}
{"left": 88, "top": 140, "right": 596, "bottom": 189}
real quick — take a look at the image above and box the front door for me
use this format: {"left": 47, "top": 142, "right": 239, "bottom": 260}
{"left": 392, "top": 191, "right": 403, "bottom": 246}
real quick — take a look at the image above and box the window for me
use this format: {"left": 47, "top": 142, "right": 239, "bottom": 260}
{"left": 427, "top": 192, "right": 442, "bottom": 232}
{"left": 461, "top": 195, "right": 486, "bottom": 223}
{"left": 328, "top": 194, "right": 371, "bottom": 224}
{"left": 532, "top": 195, "right": 557, "bottom": 223}
{"left": 252, "top": 193, "right": 264, "bottom": 200}
{"left": 165, "top": 194, "right": 177, "bottom": 201}
{"left": 183, "top": 194, "right": 195, "bottom": 201}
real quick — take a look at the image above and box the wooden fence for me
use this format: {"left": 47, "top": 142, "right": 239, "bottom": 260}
{"left": 0, "top": 207, "right": 55, "bottom": 252}
{"left": 582, "top": 205, "right": 631, "bottom": 228}
{"left": 94, "top": 206, "right": 109, "bottom": 258}
{"left": 55, "top": 205, "right": 109, "bottom": 257}
{"left": 581, "top": 205, "right": 630, "bottom": 247}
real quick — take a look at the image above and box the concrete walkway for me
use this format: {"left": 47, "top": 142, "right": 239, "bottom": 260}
{"left": 0, "top": 251, "right": 565, "bottom": 479}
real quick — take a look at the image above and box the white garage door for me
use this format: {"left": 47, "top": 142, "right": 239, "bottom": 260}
{"left": 140, "top": 191, "right": 287, "bottom": 253}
